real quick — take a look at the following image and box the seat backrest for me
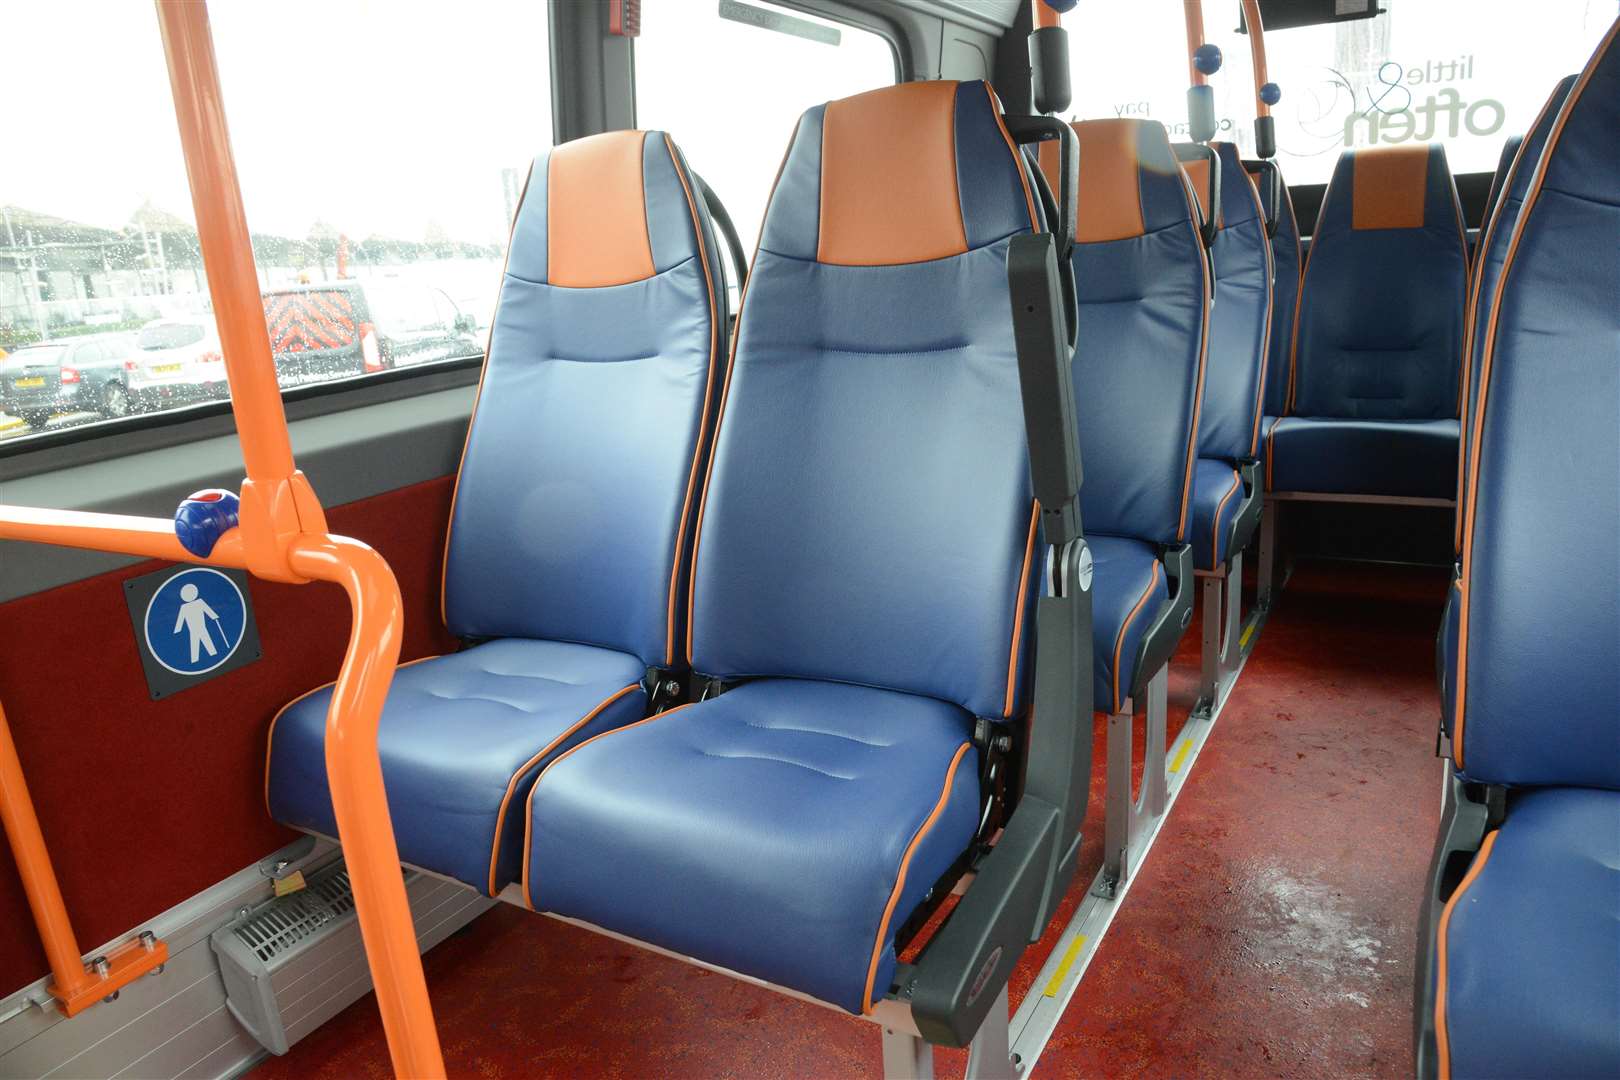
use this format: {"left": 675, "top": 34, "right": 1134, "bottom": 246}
{"left": 1452, "top": 21, "right": 1619, "bottom": 789}
{"left": 1060, "top": 119, "right": 1208, "bottom": 546}
{"left": 443, "top": 130, "right": 724, "bottom": 669}
{"left": 1454, "top": 75, "right": 1578, "bottom": 549}
{"left": 1289, "top": 144, "right": 1467, "bottom": 420}
{"left": 1199, "top": 141, "right": 1273, "bottom": 463}
{"left": 687, "top": 81, "right": 1040, "bottom": 721}
{"left": 1259, "top": 168, "right": 1302, "bottom": 418}
{"left": 1480, "top": 135, "right": 1523, "bottom": 230}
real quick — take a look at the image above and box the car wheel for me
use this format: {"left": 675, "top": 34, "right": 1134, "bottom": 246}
{"left": 20, "top": 411, "right": 51, "bottom": 429}
{"left": 101, "top": 382, "right": 132, "bottom": 420}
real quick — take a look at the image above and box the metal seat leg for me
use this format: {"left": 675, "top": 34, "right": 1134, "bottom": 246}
{"left": 1093, "top": 665, "right": 1169, "bottom": 899}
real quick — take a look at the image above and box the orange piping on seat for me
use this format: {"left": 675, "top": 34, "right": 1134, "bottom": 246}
{"left": 863, "top": 741, "right": 972, "bottom": 1013}
{"left": 985, "top": 82, "right": 1040, "bottom": 233}
{"left": 1175, "top": 165, "right": 1213, "bottom": 545}
{"left": 1211, "top": 469, "right": 1242, "bottom": 567}
{"left": 1351, "top": 145, "right": 1429, "bottom": 231}
{"left": 440, "top": 160, "right": 535, "bottom": 632}
{"left": 1241, "top": 165, "right": 1277, "bottom": 456}
{"left": 485, "top": 682, "right": 641, "bottom": 897}
{"left": 1112, "top": 560, "right": 1163, "bottom": 713}
{"left": 520, "top": 702, "right": 696, "bottom": 910}
{"left": 661, "top": 134, "right": 723, "bottom": 668}
{"left": 687, "top": 115, "right": 804, "bottom": 667}
{"left": 1003, "top": 501, "right": 1040, "bottom": 718}
{"left": 818, "top": 82, "right": 968, "bottom": 266}
{"left": 263, "top": 652, "right": 442, "bottom": 818}
{"left": 546, "top": 131, "right": 657, "bottom": 288}
{"left": 1454, "top": 17, "right": 1615, "bottom": 769}
{"left": 1452, "top": 83, "right": 1565, "bottom": 549}
{"left": 1287, "top": 167, "right": 1339, "bottom": 415}
{"left": 1264, "top": 415, "right": 1285, "bottom": 490}
{"left": 1433, "top": 829, "right": 1499, "bottom": 1079}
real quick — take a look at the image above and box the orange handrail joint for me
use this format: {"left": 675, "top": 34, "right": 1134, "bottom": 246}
{"left": 0, "top": 3, "right": 444, "bottom": 1076}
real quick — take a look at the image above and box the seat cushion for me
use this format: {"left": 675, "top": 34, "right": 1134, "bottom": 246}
{"left": 524, "top": 679, "right": 980, "bottom": 1014}
{"left": 1090, "top": 535, "right": 1170, "bottom": 714}
{"left": 267, "top": 639, "right": 647, "bottom": 895}
{"left": 1191, "top": 458, "right": 1244, "bottom": 572}
{"left": 1265, "top": 416, "right": 1459, "bottom": 499}
{"left": 1438, "top": 787, "right": 1620, "bottom": 1079}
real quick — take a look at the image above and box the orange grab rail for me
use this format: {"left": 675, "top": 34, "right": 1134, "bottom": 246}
{"left": 1184, "top": 0, "right": 1209, "bottom": 86}
{"left": 0, "top": 3, "right": 445, "bottom": 1075}
{"left": 1241, "top": 0, "right": 1272, "bottom": 118}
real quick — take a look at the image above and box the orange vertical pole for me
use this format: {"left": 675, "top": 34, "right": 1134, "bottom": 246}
{"left": 1185, "top": 0, "right": 1208, "bottom": 85}
{"left": 1242, "top": 0, "right": 1272, "bottom": 117}
{"left": 0, "top": 704, "right": 96, "bottom": 1004}
{"left": 147, "top": 4, "right": 445, "bottom": 1076}
{"left": 1033, "top": 0, "right": 1060, "bottom": 30}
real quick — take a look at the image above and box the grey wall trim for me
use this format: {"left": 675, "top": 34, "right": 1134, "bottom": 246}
{"left": 0, "top": 385, "right": 475, "bottom": 604}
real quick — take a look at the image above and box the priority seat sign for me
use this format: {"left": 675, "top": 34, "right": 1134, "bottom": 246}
{"left": 125, "top": 565, "right": 262, "bottom": 699}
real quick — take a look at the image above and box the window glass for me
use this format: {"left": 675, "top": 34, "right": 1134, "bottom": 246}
{"left": 635, "top": 1, "right": 897, "bottom": 282}
{"left": 1, "top": 3, "right": 549, "bottom": 445}
{"left": 1065, "top": 0, "right": 1611, "bottom": 188}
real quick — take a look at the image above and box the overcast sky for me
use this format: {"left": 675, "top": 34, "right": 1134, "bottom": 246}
{"left": 4, "top": 1, "right": 1615, "bottom": 247}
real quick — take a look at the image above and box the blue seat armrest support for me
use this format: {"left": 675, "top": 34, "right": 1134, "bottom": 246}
{"left": 1414, "top": 774, "right": 1505, "bottom": 1080}
{"left": 1126, "top": 542, "right": 1194, "bottom": 705}
{"left": 1224, "top": 458, "right": 1264, "bottom": 567}
{"left": 909, "top": 125, "right": 1096, "bottom": 1048}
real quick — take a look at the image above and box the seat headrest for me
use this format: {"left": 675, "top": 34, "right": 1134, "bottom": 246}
{"left": 1061, "top": 119, "right": 1194, "bottom": 244}
{"left": 759, "top": 80, "right": 1036, "bottom": 266}
{"left": 505, "top": 129, "right": 705, "bottom": 288}
{"left": 1316, "top": 144, "right": 1463, "bottom": 237}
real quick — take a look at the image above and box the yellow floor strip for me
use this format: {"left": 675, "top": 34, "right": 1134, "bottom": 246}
{"left": 1238, "top": 620, "right": 1257, "bottom": 650}
{"left": 1167, "top": 739, "right": 1193, "bottom": 774}
{"left": 1041, "top": 933, "right": 1089, "bottom": 997}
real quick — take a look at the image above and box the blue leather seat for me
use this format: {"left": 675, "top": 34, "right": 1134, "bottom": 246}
{"left": 1191, "top": 142, "right": 1271, "bottom": 571}
{"left": 1454, "top": 75, "right": 1576, "bottom": 538}
{"left": 1265, "top": 144, "right": 1468, "bottom": 500}
{"left": 525, "top": 81, "right": 1044, "bottom": 1016}
{"left": 1258, "top": 163, "right": 1301, "bottom": 424}
{"left": 266, "top": 129, "right": 727, "bottom": 895}
{"left": 1425, "top": 24, "right": 1620, "bottom": 1078}
{"left": 1437, "top": 789, "right": 1620, "bottom": 1079}
{"left": 1058, "top": 118, "right": 1206, "bottom": 712}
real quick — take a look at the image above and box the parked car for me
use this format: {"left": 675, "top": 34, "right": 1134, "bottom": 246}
{"left": 127, "top": 318, "right": 228, "bottom": 410}
{"left": 0, "top": 333, "right": 142, "bottom": 427}
{"left": 261, "top": 280, "right": 480, "bottom": 387}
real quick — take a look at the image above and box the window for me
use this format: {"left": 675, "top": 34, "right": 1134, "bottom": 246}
{"left": 1, "top": 3, "right": 551, "bottom": 445}
{"left": 635, "top": 1, "right": 897, "bottom": 275}
{"left": 1064, "top": 0, "right": 1611, "bottom": 187}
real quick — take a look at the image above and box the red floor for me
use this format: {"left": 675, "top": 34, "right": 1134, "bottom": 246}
{"left": 253, "top": 560, "right": 1447, "bottom": 1079}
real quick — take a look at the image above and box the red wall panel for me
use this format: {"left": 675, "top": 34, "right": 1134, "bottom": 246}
{"left": 0, "top": 475, "right": 459, "bottom": 998}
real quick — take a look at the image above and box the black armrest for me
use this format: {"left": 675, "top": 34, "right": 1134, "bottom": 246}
{"left": 1226, "top": 459, "right": 1263, "bottom": 562}
{"left": 1128, "top": 542, "right": 1195, "bottom": 704}
{"left": 1173, "top": 142, "right": 1222, "bottom": 248}
{"left": 908, "top": 534, "right": 1094, "bottom": 1046}
{"left": 903, "top": 137, "right": 1097, "bottom": 1049}
{"left": 1007, "top": 233, "right": 1082, "bottom": 547}
{"left": 1243, "top": 159, "right": 1284, "bottom": 239}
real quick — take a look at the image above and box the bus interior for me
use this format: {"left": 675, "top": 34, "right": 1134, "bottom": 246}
{"left": 0, "top": 1, "right": 1616, "bottom": 1077}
